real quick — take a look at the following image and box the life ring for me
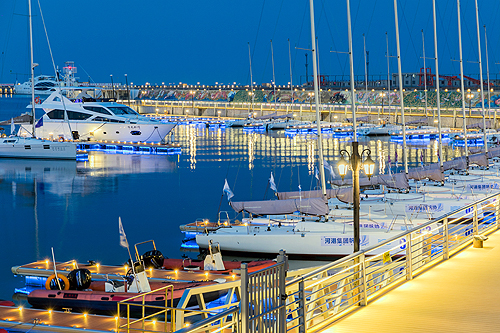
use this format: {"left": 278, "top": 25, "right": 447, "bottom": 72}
{"left": 45, "top": 273, "right": 70, "bottom": 290}
{"left": 34, "top": 96, "right": 41, "bottom": 104}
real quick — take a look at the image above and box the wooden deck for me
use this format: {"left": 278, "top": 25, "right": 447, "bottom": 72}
{"left": 321, "top": 228, "right": 500, "bottom": 332}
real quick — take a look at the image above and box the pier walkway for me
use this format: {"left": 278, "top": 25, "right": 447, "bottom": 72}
{"left": 321, "top": 229, "right": 500, "bottom": 333}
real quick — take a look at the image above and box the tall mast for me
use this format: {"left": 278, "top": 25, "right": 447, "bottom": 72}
{"left": 386, "top": 32, "right": 391, "bottom": 118}
{"left": 29, "top": 0, "right": 36, "bottom": 138}
{"left": 422, "top": 30, "right": 428, "bottom": 118}
{"left": 484, "top": 25, "right": 493, "bottom": 127}
{"left": 308, "top": 0, "right": 327, "bottom": 197}
{"left": 457, "top": 0, "right": 469, "bottom": 164}
{"left": 394, "top": 0, "right": 408, "bottom": 174}
{"left": 363, "top": 33, "right": 368, "bottom": 117}
{"left": 288, "top": 38, "right": 294, "bottom": 104}
{"left": 475, "top": 0, "right": 487, "bottom": 153}
{"left": 248, "top": 42, "right": 254, "bottom": 115}
{"left": 271, "top": 39, "right": 277, "bottom": 112}
{"left": 433, "top": 0, "right": 444, "bottom": 168}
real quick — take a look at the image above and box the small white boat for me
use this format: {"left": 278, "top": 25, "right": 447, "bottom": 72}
{"left": 358, "top": 123, "right": 402, "bottom": 136}
{"left": 0, "top": 136, "right": 76, "bottom": 159}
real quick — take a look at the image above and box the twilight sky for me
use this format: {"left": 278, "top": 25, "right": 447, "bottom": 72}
{"left": 0, "top": 0, "right": 499, "bottom": 86}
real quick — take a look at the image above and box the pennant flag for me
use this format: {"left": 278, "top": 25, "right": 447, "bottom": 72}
{"left": 314, "top": 166, "right": 320, "bottom": 181}
{"left": 420, "top": 151, "right": 424, "bottom": 166}
{"left": 269, "top": 172, "right": 277, "bottom": 192}
{"left": 223, "top": 179, "right": 234, "bottom": 201}
{"left": 298, "top": 184, "right": 302, "bottom": 191}
{"left": 35, "top": 117, "right": 43, "bottom": 128}
{"left": 10, "top": 118, "right": 15, "bottom": 135}
{"left": 118, "top": 217, "right": 129, "bottom": 248}
{"left": 323, "top": 159, "right": 336, "bottom": 179}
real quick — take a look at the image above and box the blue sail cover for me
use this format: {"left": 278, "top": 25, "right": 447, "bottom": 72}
{"left": 230, "top": 197, "right": 328, "bottom": 216}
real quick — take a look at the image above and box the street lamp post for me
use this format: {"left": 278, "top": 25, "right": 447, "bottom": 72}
{"left": 337, "top": 144, "right": 375, "bottom": 252}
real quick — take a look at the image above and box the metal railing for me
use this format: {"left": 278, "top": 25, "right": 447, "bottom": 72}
{"left": 117, "top": 284, "right": 174, "bottom": 333}
{"left": 284, "top": 192, "right": 499, "bottom": 332}
{"left": 165, "top": 194, "right": 499, "bottom": 333}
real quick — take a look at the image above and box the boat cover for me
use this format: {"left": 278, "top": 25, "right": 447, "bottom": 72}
{"left": 407, "top": 164, "right": 445, "bottom": 182}
{"left": 276, "top": 187, "right": 353, "bottom": 203}
{"left": 330, "top": 172, "right": 409, "bottom": 189}
{"left": 469, "top": 153, "right": 489, "bottom": 166}
{"left": 442, "top": 157, "right": 467, "bottom": 171}
{"left": 487, "top": 147, "right": 500, "bottom": 158}
{"left": 346, "top": 116, "right": 369, "bottom": 123}
{"left": 466, "top": 121, "right": 491, "bottom": 129}
{"left": 254, "top": 112, "right": 278, "bottom": 120}
{"left": 406, "top": 117, "right": 428, "bottom": 125}
{"left": 230, "top": 197, "right": 328, "bottom": 216}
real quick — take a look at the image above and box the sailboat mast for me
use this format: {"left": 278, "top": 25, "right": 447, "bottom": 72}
{"left": 433, "top": 0, "right": 444, "bottom": 168}
{"left": 28, "top": 0, "right": 36, "bottom": 138}
{"left": 474, "top": 0, "right": 487, "bottom": 153}
{"left": 271, "top": 39, "right": 277, "bottom": 113}
{"left": 456, "top": 0, "right": 469, "bottom": 163}
{"left": 484, "top": 25, "right": 493, "bottom": 127}
{"left": 288, "top": 38, "right": 294, "bottom": 103}
{"left": 248, "top": 42, "right": 254, "bottom": 115}
{"left": 386, "top": 32, "right": 391, "bottom": 117}
{"left": 308, "top": 0, "right": 327, "bottom": 198}
{"left": 422, "top": 30, "right": 428, "bottom": 118}
{"left": 363, "top": 34, "right": 368, "bottom": 117}
{"left": 393, "top": 0, "right": 408, "bottom": 174}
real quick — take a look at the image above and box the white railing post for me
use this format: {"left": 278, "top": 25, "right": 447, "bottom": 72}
{"left": 444, "top": 217, "right": 449, "bottom": 260}
{"left": 496, "top": 196, "right": 500, "bottom": 230}
{"left": 406, "top": 234, "right": 413, "bottom": 280}
{"left": 278, "top": 250, "right": 287, "bottom": 333}
{"left": 240, "top": 263, "right": 249, "bottom": 333}
{"left": 360, "top": 253, "right": 367, "bottom": 306}
{"left": 298, "top": 279, "right": 306, "bottom": 333}
{"left": 473, "top": 204, "right": 479, "bottom": 235}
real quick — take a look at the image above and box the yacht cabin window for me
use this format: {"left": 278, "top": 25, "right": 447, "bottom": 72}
{"left": 83, "top": 106, "right": 112, "bottom": 115}
{"left": 107, "top": 106, "right": 139, "bottom": 116}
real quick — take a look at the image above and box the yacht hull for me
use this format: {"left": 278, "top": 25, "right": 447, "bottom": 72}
{"left": 22, "top": 121, "right": 176, "bottom": 143}
{"left": 0, "top": 138, "right": 76, "bottom": 159}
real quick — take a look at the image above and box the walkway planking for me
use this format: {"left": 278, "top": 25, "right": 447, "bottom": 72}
{"left": 321, "top": 229, "right": 500, "bottom": 333}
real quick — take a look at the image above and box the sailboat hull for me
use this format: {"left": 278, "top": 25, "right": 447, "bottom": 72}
{"left": 0, "top": 137, "right": 76, "bottom": 159}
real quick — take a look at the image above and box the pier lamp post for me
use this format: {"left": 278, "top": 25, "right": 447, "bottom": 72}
{"left": 337, "top": 145, "right": 375, "bottom": 252}
{"left": 466, "top": 92, "right": 474, "bottom": 117}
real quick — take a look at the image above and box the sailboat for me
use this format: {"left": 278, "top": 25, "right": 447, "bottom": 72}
{"left": 195, "top": 0, "right": 416, "bottom": 259}
{"left": 0, "top": 0, "right": 76, "bottom": 160}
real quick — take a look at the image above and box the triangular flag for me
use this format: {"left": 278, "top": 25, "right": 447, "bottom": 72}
{"left": 269, "top": 172, "right": 277, "bottom": 192}
{"left": 118, "top": 217, "right": 129, "bottom": 248}
{"left": 223, "top": 179, "right": 234, "bottom": 201}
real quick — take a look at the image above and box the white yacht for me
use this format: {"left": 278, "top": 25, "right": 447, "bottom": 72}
{"left": 358, "top": 123, "right": 402, "bottom": 136}
{"left": 18, "top": 91, "right": 176, "bottom": 143}
{"left": 14, "top": 75, "right": 61, "bottom": 95}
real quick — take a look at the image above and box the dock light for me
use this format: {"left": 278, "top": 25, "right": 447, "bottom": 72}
{"left": 115, "top": 317, "right": 118, "bottom": 321}
{"left": 185, "top": 323, "right": 190, "bottom": 327}
{"left": 18, "top": 307, "right": 23, "bottom": 311}
{"left": 152, "top": 320, "right": 156, "bottom": 324}
{"left": 231, "top": 274, "right": 236, "bottom": 279}
{"left": 83, "top": 313, "right": 88, "bottom": 318}
{"left": 174, "top": 269, "right": 179, "bottom": 274}
{"left": 205, "top": 272, "right": 209, "bottom": 277}
{"left": 45, "top": 260, "right": 49, "bottom": 265}
{"left": 48, "top": 310, "right": 52, "bottom": 314}
{"left": 149, "top": 268, "right": 153, "bottom": 274}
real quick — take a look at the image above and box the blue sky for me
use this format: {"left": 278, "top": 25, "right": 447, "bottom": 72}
{"left": 0, "top": 0, "right": 499, "bottom": 86}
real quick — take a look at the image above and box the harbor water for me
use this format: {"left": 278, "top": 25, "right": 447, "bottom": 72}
{"left": 0, "top": 94, "right": 469, "bottom": 303}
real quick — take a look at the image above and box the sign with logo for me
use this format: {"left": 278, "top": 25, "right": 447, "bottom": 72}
{"left": 467, "top": 183, "right": 499, "bottom": 190}
{"left": 405, "top": 203, "right": 443, "bottom": 213}
{"left": 320, "top": 235, "right": 370, "bottom": 247}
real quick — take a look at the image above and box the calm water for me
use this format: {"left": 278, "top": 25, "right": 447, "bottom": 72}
{"left": 0, "top": 94, "right": 466, "bottom": 303}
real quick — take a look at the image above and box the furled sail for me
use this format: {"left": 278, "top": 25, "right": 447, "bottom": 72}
{"left": 230, "top": 197, "right": 328, "bottom": 216}
{"left": 330, "top": 172, "right": 409, "bottom": 189}
{"left": 276, "top": 188, "right": 353, "bottom": 204}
